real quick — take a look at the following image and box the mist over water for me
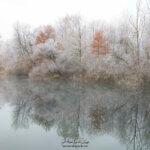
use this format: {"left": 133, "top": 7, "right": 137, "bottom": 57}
{"left": 0, "top": 76, "right": 149, "bottom": 150}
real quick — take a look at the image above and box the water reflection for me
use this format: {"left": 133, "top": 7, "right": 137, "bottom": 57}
{"left": 0, "top": 76, "right": 150, "bottom": 150}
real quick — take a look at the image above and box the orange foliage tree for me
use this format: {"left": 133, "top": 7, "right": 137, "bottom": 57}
{"left": 36, "top": 25, "right": 55, "bottom": 45}
{"left": 91, "top": 30, "right": 109, "bottom": 56}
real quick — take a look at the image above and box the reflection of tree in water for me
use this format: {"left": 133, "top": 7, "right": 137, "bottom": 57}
{"left": 33, "top": 115, "right": 55, "bottom": 131}
{"left": 89, "top": 105, "right": 106, "bottom": 131}
{"left": 12, "top": 98, "right": 32, "bottom": 129}
{"left": 0, "top": 77, "right": 150, "bottom": 149}
{"left": 111, "top": 88, "right": 150, "bottom": 150}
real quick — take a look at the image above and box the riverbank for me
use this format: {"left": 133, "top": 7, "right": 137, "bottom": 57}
{"left": 0, "top": 68, "right": 148, "bottom": 88}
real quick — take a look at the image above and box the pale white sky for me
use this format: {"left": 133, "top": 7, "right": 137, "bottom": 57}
{"left": 0, "top": 0, "right": 138, "bottom": 40}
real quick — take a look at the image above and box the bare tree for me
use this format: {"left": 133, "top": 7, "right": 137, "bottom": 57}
{"left": 13, "top": 23, "right": 35, "bottom": 58}
{"left": 111, "top": 0, "right": 146, "bottom": 83}
{"left": 56, "top": 15, "right": 87, "bottom": 67}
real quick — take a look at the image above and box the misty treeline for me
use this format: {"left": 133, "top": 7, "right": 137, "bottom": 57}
{"left": 0, "top": 0, "right": 150, "bottom": 85}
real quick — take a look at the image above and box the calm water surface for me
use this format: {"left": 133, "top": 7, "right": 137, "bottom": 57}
{"left": 0, "top": 76, "right": 149, "bottom": 150}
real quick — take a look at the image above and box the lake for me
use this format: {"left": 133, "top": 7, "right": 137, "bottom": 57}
{"left": 0, "top": 76, "right": 149, "bottom": 150}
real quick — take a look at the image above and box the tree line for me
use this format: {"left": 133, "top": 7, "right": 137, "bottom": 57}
{"left": 0, "top": 0, "right": 150, "bottom": 85}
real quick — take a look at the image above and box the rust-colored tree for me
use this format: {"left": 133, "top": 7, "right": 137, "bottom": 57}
{"left": 36, "top": 25, "right": 55, "bottom": 45}
{"left": 89, "top": 105, "right": 105, "bottom": 130}
{"left": 91, "top": 30, "right": 109, "bottom": 56}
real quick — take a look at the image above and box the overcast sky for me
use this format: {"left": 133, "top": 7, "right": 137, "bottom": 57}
{"left": 0, "top": 0, "right": 138, "bottom": 40}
